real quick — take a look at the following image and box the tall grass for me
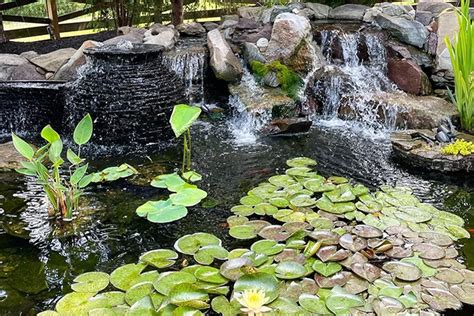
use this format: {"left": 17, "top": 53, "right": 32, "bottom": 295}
{"left": 445, "top": 0, "right": 474, "bottom": 132}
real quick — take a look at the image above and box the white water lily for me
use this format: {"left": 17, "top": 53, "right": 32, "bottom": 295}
{"left": 236, "top": 289, "right": 272, "bottom": 316}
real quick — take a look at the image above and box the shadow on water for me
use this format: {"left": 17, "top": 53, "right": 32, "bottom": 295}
{"left": 0, "top": 119, "right": 473, "bottom": 314}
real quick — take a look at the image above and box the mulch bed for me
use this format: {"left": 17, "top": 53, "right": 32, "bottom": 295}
{"left": 0, "top": 31, "right": 117, "bottom": 54}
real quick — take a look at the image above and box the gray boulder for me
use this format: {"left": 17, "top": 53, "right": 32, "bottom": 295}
{"left": 203, "top": 22, "right": 219, "bottom": 31}
{"left": 375, "top": 14, "right": 428, "bottom": 48}
{"left": 260, "top": 5, "right": 291, "bottom": 24}
{"left": 435, "top": 10, "right": 458, "bottom": 72}
{"left": 19, "top": 51, "right": 38, "bottom": 60}
{"left": 263, "top": 13, "right": 311, "bottom": 62}
{"left": 304, "top": 3, "right": 331, "bottom": 19}
{"left": 237, "top": 6, "right": 264, "bottom": 21}
{"left": 177, "top": 22, "right": 206, "bottom": 36}
{"left": 207, "top": 29, "right": 243, "bottom": 82}
{"left": 363, "top": 2, "right": 415, "bottom": 22}
{"left": 0, "top": 54, "right": 44, "bottom": 80}
{"left": 28, "top": 48, "right": 76, "bottom": 73}
{"left": 103, "top": 32, "right": 144, "bottom": 45}
{"left": 416, "top": 2, "right": 453, "bottom": 16}
{"left": 242, "top": 42, "right": 266, "bottom": 64}
{"left": 54, "top": 40, "right": 102, "bottom": 81}
{"left": 329, "top": 4, "right": 369, "bottom": 21}
{"left": 415, "top": 10, "right": 434, "bottom": 26}
{"left": 144, "top": 28, "right": 178, "bottom": 50}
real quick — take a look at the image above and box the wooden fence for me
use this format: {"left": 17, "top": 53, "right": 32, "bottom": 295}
{"left": 0, "top": 0, "right": 254, "bottom": 41}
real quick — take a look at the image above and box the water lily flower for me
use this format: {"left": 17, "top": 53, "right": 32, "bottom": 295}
{"left": 236, "top": 289, "right": 272, "bottom": 316}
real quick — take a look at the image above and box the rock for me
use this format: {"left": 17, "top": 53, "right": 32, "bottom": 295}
{"left": 286, "top": 40, "right": 325, "bottom": 75}
{"left": 263, "top": 13, "right": 311, "bottom": 62}
{"left": 416, "top": 10, "right": 434, "bottom": 26}
{"left": 263, "top": 71, "right": 279, "bottom": 87}
{"left": 386, "top": 40, "right": 434, "bottom": 68}
{"left": 232, "top": 23, "right": 272, "bottom": 44}
{"left": 118, "top": 26, "right": 145, "bottom": 35}
{"left": 207, "top": 29, "right": 243, "bottom": 82}
{"left": 229, "top": 81, "right": 296, "bottom": 117}
{"left": 260, "top": 5, "right": 291, "bottom": 24}
{"left": 220, "top": 19, "right": 238, "bottom": 29}
{"left": 329, "top": 4, "right": 369, "bottom": 21}
{"left": 235, "top": 17, "right": 261, "bottom": 30}
{"left": 0, "top": 54, "right": 44, "bottom": 80}
{"left": 144, "top": 29, "right": 178, "bottom": 50}
{"left": 364, "top": 3, "right": 415, "bottom": 23}
{"left": 237, "top": 6, "right": 264, "bottom": 21}
{"left": 435, "top": 10, "right": 458, "bottom": 72}
{"left": 103, "top": 32, "right": 144, "bottom": 46}
{"left": 28, "top": 48, "right": 76, "bottom": 73}
{"left": 256, "top": 37, "right": 269, "bottom": 50}
{"left": 416, "top": 1, "right": 454, "bottom": 16}
{"left": 372, "top": 92, "right": 458, "bottom": 129}
{"left": 203, "top": 22, "right": 219, "bottom": 31}
{"left": 264, "top": 118, "right": 313, "bottom": 136}
{"left": 53, "top": 40, "right": 102, "bottom": 81}
{"left": 304, "top": 3, "right": 331, "bottom": 19}
{"left": 0, "top": 142, "right": 25, "bottom": 170}
{"left": 19, "top": 51, "right": 38, "bottom": 59}
{"left": 375, "top": 14, "right": 428, "bottom": 48}
{"left": 148, "top": 22, "right": 173, "bottom": 35}
{"left": 388, "top": 58, "right": 432, "bottom": 95}
{"left": 242, "top": 42, "right": 266, "bottom": 64}
{"left": 177, "top": 22, "right": 206, "bottom": 36}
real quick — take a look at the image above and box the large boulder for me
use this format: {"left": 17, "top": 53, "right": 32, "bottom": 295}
{"left": 237, "top": 6, "right": 264, "bottom": 21}
{"left": 53, "top": 40, "right": 102, "bottom": 81}
{"left": 388, "top": 58, "right": 432, "bottom": 95}
{"left": 416, "top": 1, "right": 453, "bottom": 16}
{"left": 0, "top": 142, "right": 25, "bottom": 170}
{"left": 207, "top": 29, "right": 243, "bottom": 82}
{"left": 375, "top": 14, "right": 428, "bottom": 48}
{"left": 286, "top": 41, "right": 325, "bottom": 75}
{"left": 304, "top": 3, "right": 331, "bottom": 19}
{"left": 329, "top": 4, "right": 369, "bottom": 21}
{"left": 103, "top": 32, "right": 144, "bottom": 46}
{"left": 435, "top": 10, "right": 458, "bottom": 72}
{"left": 263, "top": 13, "right": 311, "bottom": 62}
{"left": 28, "top": 48, "right": 76, "bottom": 73}
{"left": 144, "top": 28, "right": 178, "bottom": 50}
{"left": 176, "top": 22, "right": 206, "bottom": 36}
{"left": 363, "top": 2, "right": 415, "bottom": 23}
{"left": 0, "top": 54, "right": 44, "bottom": 80}
{"left": 232, "top": 23, "right": 272, "bottom": 45}
{"left": 259, "top": 5, "right": 291, "bottom": 24}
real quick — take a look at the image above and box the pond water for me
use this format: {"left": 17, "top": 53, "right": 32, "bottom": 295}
{"left": 0, "top": 117, "right": 473, "bottom": 314}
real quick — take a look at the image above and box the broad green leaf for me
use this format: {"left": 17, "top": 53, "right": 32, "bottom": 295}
{"left": 170, "top": 104, "right": 201, "bottom": 138}
{"left": 67, "top": 149, "right": 82, "bottom": 165}
{"left": 110, "top": 263, "right": 147, "bottom": 291}
{"left": 48, "top": 139, "right": 63, "bottom": 163}
{"left": 139, "top": 249, "right": 178, "bottom": 268}
{"left": 71, "top": 164, "right": 88, "bottom": 186}
{"left": 40, "top": 125, "right": 61, "bottom": 143}
{"left": 12, "top": 133, "right": 34, "bottom": 160}
{"left": 73, "top": 114, "right": 93, "bottom": 145}
{"left": 71, "top": 271, "right": 109, "bottom": 293}
{"left": 312, "top": 260, "right": 342, "bottom": 277}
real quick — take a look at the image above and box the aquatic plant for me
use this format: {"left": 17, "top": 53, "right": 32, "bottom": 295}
{"left": 90, "top": 163, "right": 139, "bottom": 183}
{"left": 445, "top": 0, "right": 474, "bottom": 132}
{"left": 441, "top": 139, "right": 474, "bottom": 156}
{"left": 11, "top": 114, "right": 93, "bottom": 220}
{"left": 135, "top": 104, "right": 206, "bottom": 223}
{"left": 41, "top": 157, "right": 474, "bottom": 315}
{"left": 250, "top": 61, "right": 303, "bottom": 99}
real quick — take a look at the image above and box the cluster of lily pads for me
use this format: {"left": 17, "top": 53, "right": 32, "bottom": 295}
{"left": 135, "top": 171, "right": 207, "bottom": 223}
{"left": 90, "top": 164, "right": 139, "bottom": 183}
{"left": 40, "top": 157, "right": 473, "bottom": 315}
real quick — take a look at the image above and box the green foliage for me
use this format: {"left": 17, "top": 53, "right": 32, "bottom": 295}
{"left": 90, "top": 164, "right": 139, "bottom": 183}
{"left": 5, "top": 0, "right": 83, "bottom": 18}
{"left": 445, "top": 0, "right": 474, "bottom": 131}
{"left": 250, "top": 60, "right": 303, "bottom": 100}
{"left": 441, "top": 139, "right": 474, "bottom": 156}
{"left": 12, "top": 115, "right": 93, "bottom": 220}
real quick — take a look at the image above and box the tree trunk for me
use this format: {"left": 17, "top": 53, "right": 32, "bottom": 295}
{"left": 0, "top": 11, "right": 7, "bottom": 43}
{"left": 171, "top": 0, "right": 183, "bottom": 26}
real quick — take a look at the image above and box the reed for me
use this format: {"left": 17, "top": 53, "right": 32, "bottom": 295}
{"left": 445, "top": 0, "right": 474, "bottom": 132}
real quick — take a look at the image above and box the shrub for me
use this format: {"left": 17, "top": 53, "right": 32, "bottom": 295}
{"left": 441, "top": 139, "right": 474, "bottom": 156}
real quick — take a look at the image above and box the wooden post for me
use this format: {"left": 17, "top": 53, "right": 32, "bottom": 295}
{"left": 171, "top": 0, "right": 183, "bottom": 26}
{"left": 0, "top": 0, "right": 6, "bottom": 43}
{"left": 45, "top": 0, "right": 60, "bottom": 39}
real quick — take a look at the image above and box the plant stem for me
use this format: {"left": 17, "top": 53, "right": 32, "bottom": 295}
{"left": 187, "top": 128, "right": 192, "bottom": 171}
{"left": 182, "top": 133, "right": 187, "bottom": 174}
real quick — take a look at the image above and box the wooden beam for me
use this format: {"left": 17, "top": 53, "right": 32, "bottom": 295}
{"left": 44, "top": 0, "right": 60, "bottom": 39}
{"left": 0, "top": 3, "right": 6, "bottom": 43}
{"left": 2, "top": 14, "right": 50, "bottom": 23}
{"left": 58, "top": 3, "right": 112, "bottom": 22}
{"left": 0, "top": 0, "right": 36, "bottom": 10}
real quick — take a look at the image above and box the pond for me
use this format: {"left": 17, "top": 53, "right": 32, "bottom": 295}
{"left": 0, "top": 117, "right": 473, "bottom": 314}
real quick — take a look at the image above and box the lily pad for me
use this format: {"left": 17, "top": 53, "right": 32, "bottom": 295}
{"left": 125, "top": 282, "right": 154, "bottom": 305}
{"left": 435, "top": 268, "right": 464, "bottom": 284}
{"left": 315, "top": 272, "right": 352, "bottom": 288}
{"left": 219, "top": 258, "right": 254, "bottom": 281}
{"left": 251, "top": 240, "right": 285, "bottom": 256}
{"left": 289, "top": 194, "right": 317, "bottom": 208}
{"left": 286, "top": 157, "right": 317, "bottom": 167}
{"left": 139, "top": 249, "right": 178, "bottom": 269}
{"left": 233, "top": 272, "right": 279, "bottom": 302}
{"left": 153, "top": 271, "right": 197, "bottom": 295}
{"left": 312, "top": 260, "right": 342, "bottom": 277}
{"left": 182, "top": 171, "right": 202, "bottom": 182}
{"left": 412, "top": 243, "right": 445, "bottom": 260}
{"left": 421, "top": 288, "right": 462, "bottom": 311}
{"left": 339, "top": 233, "right": 367, "bottom": 252}
{"left": 450, "top": 283, "right": 474, "bottom": 304}
{"left": 275, "top": 261, "right": 306, "bottom": 279}
{"left": 169, "top": 283, "right": 209, "bottom": 309}
{"left": 174, "top": 233, "right": 221, "bottom": 255}
{"left": 298, "top": 294, "right": 330, "bottom": 314}
{"left": 136, "top": 199, "right": 188, "bottom": 223}
{"left": 317, "top": 246, "right": 351, "bottom": 262}
{"left": 194, "top": 245, "right": 229, "bottom": 265}
{"left": 352, "top": 225, "right": 383, "bottom": 238}
{"left": 325, "top": 286, "right": 364, "bottom": 315}
{"left": 400, "top": 256, "right": 436, "bottom": 277}
{"left": 382, "top": 261, "right": 422, "bottom": 281}
{"left": 71, "top": 272, "right": 110, "bottom": 293}
{"left": 229, "top": 225, "right": 257, "bottom": 240}
{"left": 110, "top": 263, "right": 147, "bottom": 291}
{"left": 350, "top": 263, "right": 381, "bottom": 282}
{"left": 170, "top": 104, "right": 201, "bottom": 137}
{"left": 170, "top": 188, "right": 207, "bottom": 207}
{"left": 211, "top": 296, "right": 241, "bottom": 316}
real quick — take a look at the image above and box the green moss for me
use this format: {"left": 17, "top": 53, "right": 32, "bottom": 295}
{"left": 249, "top": 60, "right": 303, "bottom": 100}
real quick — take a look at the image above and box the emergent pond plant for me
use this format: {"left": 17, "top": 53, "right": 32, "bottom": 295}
{"left": 12, "top": 114, "right": 94, "bottom": 220}
{"left": 136, "top": 104, "right": 207, "bottom": 223}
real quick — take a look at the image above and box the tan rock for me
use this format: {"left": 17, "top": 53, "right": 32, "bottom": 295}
{"left": 29, "top": 48, "right": 76, "bottom": 73}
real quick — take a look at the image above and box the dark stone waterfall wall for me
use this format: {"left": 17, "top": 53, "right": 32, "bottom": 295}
{"left": 0, "top": 81, "right": 65, "bottom": 142}
{"left": 65, "top": 44, "right": 186, "bottom": 150}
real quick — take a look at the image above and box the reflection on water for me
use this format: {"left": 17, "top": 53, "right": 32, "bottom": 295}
{"left": 0, "top": 120, "right": 473, "bottom": 313}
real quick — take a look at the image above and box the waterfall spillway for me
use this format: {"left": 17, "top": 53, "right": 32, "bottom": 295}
{"left": 164, "top": 38, "right": 208, "bottom": 105}
{"left": 309, "top": 25, "right": 399, "bottom": 130}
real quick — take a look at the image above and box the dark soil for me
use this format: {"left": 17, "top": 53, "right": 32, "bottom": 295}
{"left": 0, "top": 31, "right": 117, "bottom": 54}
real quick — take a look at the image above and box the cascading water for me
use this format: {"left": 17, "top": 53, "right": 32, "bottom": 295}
{"left": 310, "top": 26, "right": 400, "bottom": 131}
{"left": 164, "top": 38, "right": 207, "bottom": 104}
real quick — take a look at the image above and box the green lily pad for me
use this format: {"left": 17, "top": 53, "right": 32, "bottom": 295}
{"left": 194, "top": 266, "right": 228, "bottom": 284}
{"left": 233, "top": 272, "right": 279, "bottom": 302}
{"left": 174, "top": 233, "right": 221, "bottom": 255}
{"left": 312, "top": 260, "right": 342, "bottom": 277}
{"left": 240, "top": 195, "right": 263, "bottom": 206}
{"left": 211, "top": 296, "right": 241, "bottom": 316}
{"left": 219, "top": 257, "right": 254, "bottom": 281}
{"left": 445, "top": 224, "right": 470, "bottom": 240}
{"left": 229, "top": 225, "right": 257, "bottom": 240}
{"left": 325, "top": 286, "right": 364, "bottom": 315}
{"left": 169, "top": 283, "right": 209, "bottom": 309}
{"left": 286, "top": 167, "right": 312, "bottom": 177}
{"left": 125, "top": 282, "right": 154, "bottom": 305}
{"left": 170, "top": 188, "right": 207, "bottom": 206}
{"left": 110, "top": 263, "right": 147, "bottom": 291}
{"left": 230, "top": 205, "right": 254, "bottom": 216}
{"left": 289, "top": 194, "right": 317, "bottom": 208}
{"left": 275, "top": 261, "right": 306, "bottom": 279}
{"left": 251, "top": 240, "right": 285, "bottom": 256}
{"left": 93, "top": 291, "right": 126, "bottom": 306}
{"left": 182, "top": 171, "right": 202, "bottom": 182}
{"left": 55, "top": 292, "right": 96, "bottom": 314}
{"left": 269, "top": 175, "right": 296, "bottom": 187}
{"left": 254, "top": 203, "right": 278, "bottom": 215}
{"left": 136, "top": 199, "right": 188, "bottom": 223}
{"left": 324, "top": 186, "right": 356, "bottom": 203}
{"left": 327, "top": 176, "right": 348, "bottom": 184}
{"left": 315, "top": 196, "right": 355, "bottom": 214}
{"left": 269, "top": 197, "right": 289, "bottom": 208}
{"left": 71, "top": 272, "right": 109, "bottom": 293}
{"left": 298, "top": 293, "right": 330, "bottom": 314}
{"left": 150, "top": 172, "right": 185, "bottom": 189}
{"left": 170, "top": 104, "right": 201, "bottom": 138}
{"left": 286, "top": 157, "right": 317, "bottom": 167}
{"left": 382, "top": 261, "right": 422, "bottom": 281}
{"left": 139, "top": 249, "right": 178, "bottom": 269}
{"left": 309, "top": 217, "right": 334, "bottom": 230}
{"left": 128, "top": 295, "right": 157, "bottom": 315}
{"left": 153, "top": 271, "right": 197, "bottom": 295}
{"left": 304, "top": 179, "right": 336, "bottom": 193}
{"left": 194, "top": 245, "right": 229, "bottom": 265}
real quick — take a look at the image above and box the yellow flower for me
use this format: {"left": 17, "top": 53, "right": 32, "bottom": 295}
{"left": 236, "top": 289, "right": 272, "bottom": 316}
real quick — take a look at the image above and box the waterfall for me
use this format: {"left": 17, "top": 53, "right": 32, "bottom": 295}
{"left": 164, "top": 38, "right": 207, "bottom": 105}
{"left": 312, "top": 28, "right": 399, "bottom": 130}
